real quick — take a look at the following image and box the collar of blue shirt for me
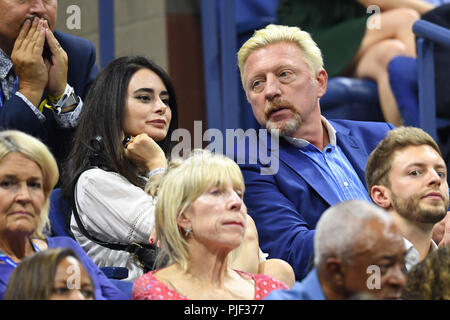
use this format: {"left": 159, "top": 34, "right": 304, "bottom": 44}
{"left": 283, "top": 116, "right": 337, "bottom": 148}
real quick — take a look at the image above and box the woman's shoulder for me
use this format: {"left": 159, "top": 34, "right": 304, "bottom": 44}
{"left": 78, "top": 168, "right": 128, "bottom": 184}
{"left": 77, "top": 167, "right": 148, "bottom": 198}
{"left": 132, "top": 270, "right": 187, "bottom": 300}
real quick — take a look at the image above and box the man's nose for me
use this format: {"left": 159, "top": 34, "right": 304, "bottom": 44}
{"left": 427, "top": 168, "right": 443, "bottom": 187}
{"left": 387, "top": 265, "right": 407, "bottom": 289}
{"left": 264, "top": 75, "right": 281, "bottom": 101}
{"left": 28, "top": 0, "right": 47, "bottom": 17}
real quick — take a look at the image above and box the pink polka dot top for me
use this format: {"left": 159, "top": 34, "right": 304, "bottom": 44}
{"left": 132, "top": 269, "right": 289, "bottom": 300}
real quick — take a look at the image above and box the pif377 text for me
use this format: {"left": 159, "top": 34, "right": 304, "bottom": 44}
{"left": 229, "top": 304, "right": 264, "bottom": 317}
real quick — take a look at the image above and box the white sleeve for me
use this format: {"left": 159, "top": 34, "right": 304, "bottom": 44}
{"left": 74, "top": 168, "right": 155, "bottom": 244}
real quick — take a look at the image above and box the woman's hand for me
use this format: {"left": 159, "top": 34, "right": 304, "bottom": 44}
{"left": 124, "top": 133, "right": 167, "bottom": 171}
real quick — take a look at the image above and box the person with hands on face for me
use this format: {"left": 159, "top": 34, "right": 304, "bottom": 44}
{"left": 0, "top": 0, "right": 98, "bottom": 163}
{"left": 62, "top": 56, "right": 178, "bottom": 282}
{"left": 11, "top": 16, "right": 67, "bottom": 109}
{"left": 123, "top": 134, "right": 168, "bottom": 177}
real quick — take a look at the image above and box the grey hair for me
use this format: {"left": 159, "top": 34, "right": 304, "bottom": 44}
{"left": 314, "top": 200, "right": 393, "bottom": 267}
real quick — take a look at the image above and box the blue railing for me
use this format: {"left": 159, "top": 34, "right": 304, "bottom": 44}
{"left": 98, "top": 0, "right": 115, "bottom": 69}
{"left": 413, "top": 19, "right": 450, "bottom": 140}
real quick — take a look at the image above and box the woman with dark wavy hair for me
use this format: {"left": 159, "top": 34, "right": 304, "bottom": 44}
{"left": 62, "top": 56, "right": 178, "bottom": 281}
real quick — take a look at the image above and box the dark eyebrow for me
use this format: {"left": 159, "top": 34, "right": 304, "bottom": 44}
{"left": 133, "top": 88, "right": 170, "bottom": 97}
{"left": 133, "top": 88, "right": 155, "bottom": 94}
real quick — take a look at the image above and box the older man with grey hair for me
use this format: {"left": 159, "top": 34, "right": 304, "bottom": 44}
{"left": 265, "top": 200, "right": 407, "bottom": 300}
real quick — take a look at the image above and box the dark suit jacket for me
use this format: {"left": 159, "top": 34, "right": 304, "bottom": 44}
{"left": 238, "top": 119, "right": 394, "bottom": 281}
{"left": 0, "top": 31, "right": 98, "bottom": 162}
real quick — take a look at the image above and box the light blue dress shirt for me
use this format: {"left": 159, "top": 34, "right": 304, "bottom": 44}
{"left": 285, "top": 117, "right": 372, "bottom": 203}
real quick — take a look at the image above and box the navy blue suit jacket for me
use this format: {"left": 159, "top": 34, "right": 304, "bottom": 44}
{"left": 0, "top": 31, "right": 98, "bottom": 162}
{"left": 238, "top": 119, "right": 394, "bottom": 281}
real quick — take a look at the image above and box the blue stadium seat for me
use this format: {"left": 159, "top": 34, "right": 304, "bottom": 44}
{"left": 48, "top": 188, "right": 129, "bottom": 280}
{"left": 48, "top": 188, "right": 72, "bottom": 237}
{"left": 108, "top": 279, "right": 133, "bottom": 299}
{"left": 387, "top": 20, "right": 450, "bottom": 141}
{"left": 320, "top": 78, "right": 384, "bottom": 122}
{"left": 201, "top": 0, "right": 385, "bottom": 134}
{"left": 388, "top": 56, "right": 420, "bottom": 127}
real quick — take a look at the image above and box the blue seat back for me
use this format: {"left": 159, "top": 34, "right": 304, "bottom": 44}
{"left": 48, "top": 188, "right": 72, "bottom": 237}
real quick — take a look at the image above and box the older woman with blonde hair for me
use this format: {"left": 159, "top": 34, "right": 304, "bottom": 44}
{"left": 0, "top": 130, "right": 126, "bottom": 300}
{"left": 132, "top": 150, "right": 289, "bottom": 300}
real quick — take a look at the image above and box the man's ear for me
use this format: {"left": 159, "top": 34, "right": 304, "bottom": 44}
{"left": 316, "top": 69, "right": 328, "bottom": 98}
{"left": 371, "top": 185, "right": 392, "bottom": 209}
{"left": 324, "top": 257, "right": 345, "bottom": 287}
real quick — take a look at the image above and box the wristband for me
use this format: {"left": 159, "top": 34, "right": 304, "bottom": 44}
{"left": 48, "top": 91, "right": 65, "bottom": 104}
{"left": 48, "top": 84, "right": 79, "bottom": 114}
{"left": 147, "top": 168, "right": 166, "bottom": 180}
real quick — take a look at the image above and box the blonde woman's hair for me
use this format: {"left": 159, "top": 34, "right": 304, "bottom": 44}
{"left": 0, "top": 130, "right": 59, "bottom": 238}
{"left": 154, "top": 149, "right": 245, "bottom": 270}
{"left": 237, "top": 24, "right": 324, "bottom": 88}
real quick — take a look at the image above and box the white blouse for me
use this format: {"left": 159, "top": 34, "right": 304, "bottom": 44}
{"left": 70, "top": 168, "right": 155, "bottom": 281}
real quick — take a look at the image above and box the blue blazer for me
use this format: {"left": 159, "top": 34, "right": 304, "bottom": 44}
{"left": 0, "top": 31, "right": 98, "bottom": 162}
{"left": 239, "top": 119, "right": 394, "bottom": 281}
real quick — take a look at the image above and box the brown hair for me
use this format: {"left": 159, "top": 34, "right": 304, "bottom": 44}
{"left": 402, "top": 245, "right": 450, "bottom": 300}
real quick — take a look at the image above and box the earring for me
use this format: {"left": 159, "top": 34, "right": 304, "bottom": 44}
{"left": 185, "top": 228, "right": 192, "bottom": 237}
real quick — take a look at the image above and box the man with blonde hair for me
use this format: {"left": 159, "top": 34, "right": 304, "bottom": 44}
{"left": 366, "top": 126, "right": 450, "bottom": 271}
{"left": 237, "top": 24, "right": 395, "bottom": 280}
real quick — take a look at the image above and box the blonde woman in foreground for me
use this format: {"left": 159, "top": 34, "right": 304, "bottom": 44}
{"left": 132, "top": 150, "right": 289, "bottom": 300}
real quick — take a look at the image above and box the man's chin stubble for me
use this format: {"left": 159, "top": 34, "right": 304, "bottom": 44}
{"left": 266, "top": 116, "right": 301, "bottom": 137}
